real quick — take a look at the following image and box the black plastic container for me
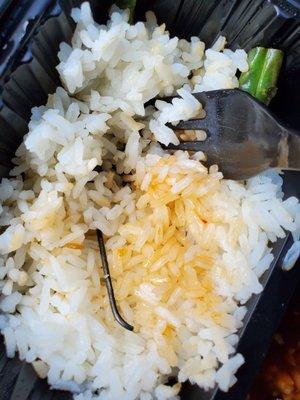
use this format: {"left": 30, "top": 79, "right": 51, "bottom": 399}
{"left": 0, "top": 1, "right": 299, "bottom": 399}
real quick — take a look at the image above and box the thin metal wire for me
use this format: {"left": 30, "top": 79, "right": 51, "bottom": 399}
{"left": 96, "top": 229, "right": 134, "bottom": 332}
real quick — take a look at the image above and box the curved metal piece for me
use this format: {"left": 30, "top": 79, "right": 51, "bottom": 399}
{"left": 96, "top": 229, "right": 134, "bottom": 332}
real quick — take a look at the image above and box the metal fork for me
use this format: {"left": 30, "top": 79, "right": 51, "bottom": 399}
{"left": 165, "top": 89, "right": 300, "bottom": 180}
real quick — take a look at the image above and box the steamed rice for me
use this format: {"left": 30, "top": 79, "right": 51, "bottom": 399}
{"left": 0, "top": 3, "right": 299, "bottom": 400}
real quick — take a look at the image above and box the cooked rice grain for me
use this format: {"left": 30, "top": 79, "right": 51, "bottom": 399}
{"left": 0, "top": 3, "right": 299, "bottom": 400}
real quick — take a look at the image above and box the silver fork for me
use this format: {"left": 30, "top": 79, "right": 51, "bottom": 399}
{"left": 164, "top": 89, "right": 300, "bottom": 180}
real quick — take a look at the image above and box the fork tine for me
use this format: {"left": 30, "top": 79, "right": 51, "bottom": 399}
{"left": 172, "top": 118, "right": 209, "bottom": 130}
{"left": 163, "top": 140, "right": 209, "bottom": 152}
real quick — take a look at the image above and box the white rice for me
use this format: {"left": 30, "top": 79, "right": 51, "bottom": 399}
{"left": 0, "top": 3, "right": 299, "bottom": 400}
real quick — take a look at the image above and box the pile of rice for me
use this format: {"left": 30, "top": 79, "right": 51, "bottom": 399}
{"left": 0, "top": 3, "right": 299, "bottom": 400}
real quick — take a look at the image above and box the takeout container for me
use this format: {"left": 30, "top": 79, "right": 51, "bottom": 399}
{"left": 0, "top": 1, "right": 299, "bottom": 399}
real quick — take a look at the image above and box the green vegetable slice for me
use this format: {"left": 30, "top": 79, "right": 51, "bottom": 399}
{"left": 239, "top": 47, "right": 267, "bottom": 96}
{"left": 255, "top": 48, "right": 283, "bottom": 105}
{"left": 239, "top": 47, "right": 283, "bottom": 105}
